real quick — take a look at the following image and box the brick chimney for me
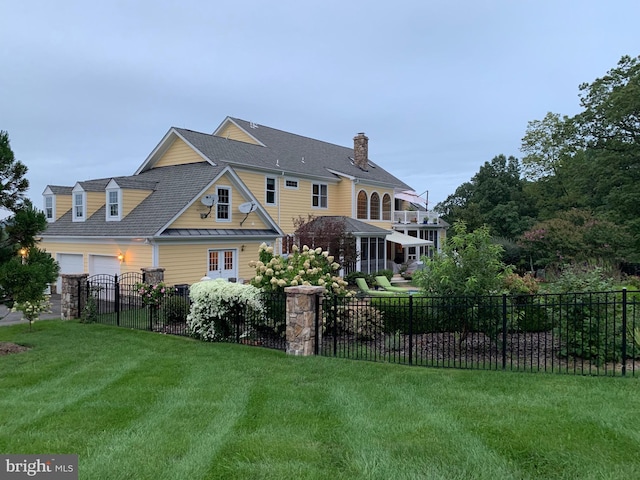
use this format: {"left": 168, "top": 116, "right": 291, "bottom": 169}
{"left": 353, "top": 133, "right": 369, "bottom": 171}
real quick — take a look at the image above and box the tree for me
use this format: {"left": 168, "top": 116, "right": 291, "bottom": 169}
{"left": 0, "top": 204, "right": 59, "bottom": 307}
{"left": 519, "top": 55, "right": 640, "bottom": 262}
{"left": 519, "top": 209, "right": 630, "bottom": 270}
{"left": 0, "top": 131, "right": 29, "bottom": 212}
{"left": 435, "top": 155, "right": 535, "bottom": 238}
{"left": 0, "top": 133, "right": 59, "bottom": 321}
{"left": 413, "top": 221, "right": 509, "bottom": 297}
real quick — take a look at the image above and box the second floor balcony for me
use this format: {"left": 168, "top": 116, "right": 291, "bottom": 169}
{"left": 393, "top": 210, "right": 441, "bottom": 226}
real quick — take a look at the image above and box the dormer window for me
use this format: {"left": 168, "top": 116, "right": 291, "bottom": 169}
{"left": 73, "top": 191, "right": 86, "bottom": 222}
{"left": 44, "top": 195, "right": 54, "bottom": 222}
{"left": 106, "top": 188, "right": 121, "bottom": 221}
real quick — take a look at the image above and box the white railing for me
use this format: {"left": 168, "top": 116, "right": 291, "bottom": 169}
{"left": 393, "top": 211, "right": 439, "bottom": 225}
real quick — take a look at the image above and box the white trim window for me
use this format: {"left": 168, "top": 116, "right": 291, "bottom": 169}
{"left": 106, "top": 189, "right": 121, "bottom": 221}
{"left": 284, "top": 178, "right": 299, "bottom": 189}
{"left": 312, "top": 183, "right": 328, "bottom": 209}
{"left": 370, "top": 192, "right": 381, "bottom": 220}
{"left": 265, "top": 177, "right": 276, "bottom": 205}
{"left": 44, "top": 195, "right": 55, "bottom": 222}
{"left": 72, "top": 191, "right": 86, "bottom": 222}
{"left": 216, "top": 186, "right": 231, "bottom": 221}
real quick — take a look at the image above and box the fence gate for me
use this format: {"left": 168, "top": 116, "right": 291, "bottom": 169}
{"left": 86, "top": 272, "right": 145, "bottom": 327}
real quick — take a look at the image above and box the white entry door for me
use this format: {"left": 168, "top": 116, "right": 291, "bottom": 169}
{"left": 207, "top": 249, "right": 237, "bottom": 281}
{"left": 56, "top": 253, "right": 84, "bottom": 292}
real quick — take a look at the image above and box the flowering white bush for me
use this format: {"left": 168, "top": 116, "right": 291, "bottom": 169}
{"left": 249, "top": 243, "right": 349, "bottom": 295}
{"left": 186, "top": 279, "right": 265, "bottom": 341}
{"left": 12, "top": 294, "right": 51, "bottom": 328}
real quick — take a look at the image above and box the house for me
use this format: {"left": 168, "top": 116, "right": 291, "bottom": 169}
{"left": 40, "top": 117, "right": 448, "bottom": 288}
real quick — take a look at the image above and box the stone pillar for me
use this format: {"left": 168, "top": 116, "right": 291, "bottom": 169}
{"left": 141, "top": 267, "right": 165, "bottom": 284}
{"left": 61, "top": 273, "right": 88, "bottom": 320}
{"left": 284, "top": 286, "right": 325, "bottom": 356}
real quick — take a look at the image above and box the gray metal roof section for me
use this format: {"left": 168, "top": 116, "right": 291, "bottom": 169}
{"left": 304, "top": 216, "right": 390, "bottom": 236}
{"left": 43, "top": 162, "right": 224, "bottom": 237}
{"left": 175, "top": 119, "right": 412, "bottom": 189}
{"left": 161, "top": 228, "right": 279, "bottom": 237}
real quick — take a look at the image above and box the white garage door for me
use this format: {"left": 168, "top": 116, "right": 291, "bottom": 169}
{"left": 89, "top": 255, "right": 121, "bottom": 277}
{"left": 57, "top": 253, "right": 84, "bottom": 292}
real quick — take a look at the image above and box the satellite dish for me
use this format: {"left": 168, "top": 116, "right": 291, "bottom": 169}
{"left": 238, "top": 202, "right": 257, "bottom": 214}
{"left": 200, "top": 194, "right": 218, "bottom": 207}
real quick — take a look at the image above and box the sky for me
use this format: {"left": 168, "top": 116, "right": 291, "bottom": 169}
{"left": 1, "top": 1, "right": 638, "bottom": 215}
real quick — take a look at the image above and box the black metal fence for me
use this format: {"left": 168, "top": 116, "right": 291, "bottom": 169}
{"left": 83, "top": 275, "right": 287, "bottom": 349}
{"left": 320, "top": 290, "right": 640, "bottom": 376}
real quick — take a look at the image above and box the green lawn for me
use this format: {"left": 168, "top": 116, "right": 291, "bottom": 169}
{"left": 1, "top": 321, "right": 639, "bottom": 479}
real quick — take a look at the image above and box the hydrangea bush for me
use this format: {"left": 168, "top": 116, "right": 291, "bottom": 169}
{"left": 249, "top": 243, "right": 349, "bottom": 295}
{"left": 187, "top": 279, "right": 265, "bottom": 341}
{"left": 13, "top": 294, "right": 51, "bottom": 330}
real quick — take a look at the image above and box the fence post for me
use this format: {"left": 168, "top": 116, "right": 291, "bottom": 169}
{"left": 622, "top": 288, "right": 627, "bottom": 377}
{"left": 284, "top": 286, "right": 325, "bottom": 356}
{"left": 502, "top": 294, "right": 508, "bottom": 371}
{"left": 408, "top": 295, "right": 414, "bottom": 366}
{"left": 114, "top": 274, "right": 120, "bottom": 327}
{"left": 333, "top": 294, "right": 338, "bottom": 357}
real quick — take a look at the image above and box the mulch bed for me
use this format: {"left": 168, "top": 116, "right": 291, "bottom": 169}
{"left": 0, "top": 342, "right": 30, "bottom": 356}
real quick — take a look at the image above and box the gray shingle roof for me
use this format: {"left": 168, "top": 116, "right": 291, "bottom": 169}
{"left": 176, "top": 119, "right": 412, "bottom": 189}
{"left": 43, "top": 162, "right": 224, "bottom": 237}
{"left": 43, "top": 117, "right": 413, "bottom": 240}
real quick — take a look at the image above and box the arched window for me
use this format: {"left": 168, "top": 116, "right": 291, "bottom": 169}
{"left": 382, "top": 193, "right": 391, "bottom": 221}
{"left": 357, "top": 190, "right": 368, "bottom": 219}
{"left": 370, "top": 192, "right": 380, "bottom": 220}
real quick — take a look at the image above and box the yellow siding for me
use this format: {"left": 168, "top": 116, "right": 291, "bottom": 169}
{"left": 159, "top": 242, "right": 262, "bottom": 285}
{"left": 39, "top": 240, "right": 152, "bottom": 275}
{"left": 56, "top": 195, "right": 72, "bottom": 220}
{"left": 333, "top": 179, "right": 352, "bottom": 217}
{"left": 215, "top": 124, "right": 260, "bottom": 144}
{"left": 86, "top": 192, "right": 104, "bottom": 218}
{"left": 154, "top": 138, "right": 205, "bottom": 168}
{"left": 122, "top": 189, "right": 153, "bottom": 217}
{"left": 168, "top": 173, "right": 268, "bottom": 230}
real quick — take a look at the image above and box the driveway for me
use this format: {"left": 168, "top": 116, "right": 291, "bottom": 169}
{"left": 0, "top": 294, "right": 62, "bottom": 327}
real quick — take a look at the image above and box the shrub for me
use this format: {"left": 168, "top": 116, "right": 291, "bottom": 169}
{"left": 548, "top": 265, "right": 618, "bottom": 363}
{"left": 414, "top": 222, "right": 510, "bottom": 297}
{"left": 161, "top": 295, "right": 190, "bottom": 324}
{"left": 502, "top": 272, "right": 550, "bottom": 332}
{"left": 187, "top": 279, "right": 265, "bottom": 342}
{"left": 325, "top": 301, "right": 384, "bottom": 341}
{"left": 375, "top": 269, "right": 394, "bottom": 282}
{"left": 344, "top": 271, "right": 374, "bottom": 287}
{"left": 249, "top": 243, "right": 349, "bottom": 295}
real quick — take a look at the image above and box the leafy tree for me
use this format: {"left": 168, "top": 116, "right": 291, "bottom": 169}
{"left": 413, "top": 221, "right": 509, "bottom": 297}
{"left": 0, "top": 133, "right": 59, "bottom": 317}
{"left": 436, "top": 155, "right": 535, "bottom": 238}
{"left": 0, "top": 131, "right": 29, "bottom": 212}
{"left": 519, "top": 209, "right": 630, "bottom": 270}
